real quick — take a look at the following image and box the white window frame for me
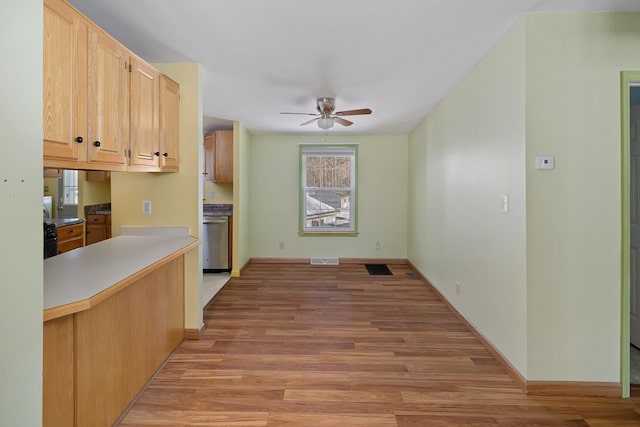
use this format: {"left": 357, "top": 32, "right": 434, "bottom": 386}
{"left": 299, "top": 144, "right": 358, "bottom": 235}
{"left": 62, "top": 169, "right": 78, "bottom": 205}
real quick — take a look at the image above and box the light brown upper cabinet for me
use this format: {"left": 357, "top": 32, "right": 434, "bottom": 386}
{"left": 128, "top": 56, "right": 159, "bottom": 171}
{"left": 43, "top": 0, "right": 87, "bottom": 163}
{"left": 158, "top": 75, "right": 180, "bottom": 172}
{"left": 85, "top": 170, "right": 110, "bottom": 182}
{"left": 128, "top": 59, "right": 180, "bottom": 172}
{"left": 43, "top": 0, "right": 179, "bottom": 173}
{"left": 204, "top": 130, "right": 233, "bottom": 183}
{"left": 87, "top": 26, "right": 129, "bottom": 168}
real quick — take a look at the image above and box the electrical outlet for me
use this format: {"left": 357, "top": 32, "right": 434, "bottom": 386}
{"left": 279, "top": 241, "right": 285, "bottom": 250}
{"left": 375, "top": 242, "right": 381, "bottom": 250}
{"left": 143, "top": 200, "right": 152, "bottom": 215}
{"left": 455, "top": 282, "right": 461, "bottom": 295}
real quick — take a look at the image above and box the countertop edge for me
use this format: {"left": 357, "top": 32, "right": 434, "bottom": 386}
{"left": 44, "top": 235, "right": 200, "bottom": 321}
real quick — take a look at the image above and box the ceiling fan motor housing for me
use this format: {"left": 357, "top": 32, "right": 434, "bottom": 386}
{"left": 317, "top": 97, "right": 335, "bottom": 113}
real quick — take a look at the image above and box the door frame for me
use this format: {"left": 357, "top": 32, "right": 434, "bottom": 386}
{"left": 621, "top": 71, "right": 640, "bottom": 398}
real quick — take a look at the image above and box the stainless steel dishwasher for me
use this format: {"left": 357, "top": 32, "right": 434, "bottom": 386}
{"left": 202, "top": 216, "right": 229, "bottom": 272}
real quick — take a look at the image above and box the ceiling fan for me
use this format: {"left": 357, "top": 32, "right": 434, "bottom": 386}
{"left": 281, "top": 97, "right": 372, "bottom": 130}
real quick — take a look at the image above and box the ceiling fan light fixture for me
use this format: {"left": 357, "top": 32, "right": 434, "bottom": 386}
{"left": 317, "top": 117, "right": 334, "bottom": 130}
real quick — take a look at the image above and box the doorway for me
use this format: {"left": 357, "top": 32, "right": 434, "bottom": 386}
{"left": 630, "top": 85, "right": 640, "bottom": 387}
{"left": 622, "top": 72, "right": 640, "bottom": 398}
{"left": 56, "top": 169, "right": 79, "bottom": 218}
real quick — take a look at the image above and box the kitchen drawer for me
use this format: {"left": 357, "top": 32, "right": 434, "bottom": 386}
{"left": 57, "top": 223, "right": 84, "bottom": 241}
{"left": 58, "top": 236, "right": 83, "bottom": 254}
{"left": 86, "top": 214, "right": 106, "bottom": 224}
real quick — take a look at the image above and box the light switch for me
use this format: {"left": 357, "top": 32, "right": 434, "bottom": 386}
{"left": 501, "top": 194, "right": 509, "bottom": 213}
{"left": 143, "top": 200, "right": 152, "bottom": 215}
{"left": 535, "top": 156, "right": 555, "bottom": 170}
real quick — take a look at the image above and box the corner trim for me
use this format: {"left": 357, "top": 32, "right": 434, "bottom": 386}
{"left": 184, "top": 324, "right": 205, "bottom": 340}
{"left": 526, "top": 381, "right": 620, "bottom": 398}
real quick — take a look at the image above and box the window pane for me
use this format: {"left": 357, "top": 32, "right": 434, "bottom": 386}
{"left": 305, "top": 155, "right": 351, "bottom": 189}
{"left": 305, "top": 190, "right": 351, "bottom": 229}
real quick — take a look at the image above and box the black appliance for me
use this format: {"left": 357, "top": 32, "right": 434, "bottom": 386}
{"left": 44, "top": 222, "right": 57, "bottom": 259}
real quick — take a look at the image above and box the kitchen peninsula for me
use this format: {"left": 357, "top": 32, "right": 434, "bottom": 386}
{"left": 43, "top": 232, "right": 199, "bottom": 426}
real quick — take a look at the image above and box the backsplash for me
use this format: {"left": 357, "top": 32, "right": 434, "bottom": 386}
{"left": 203, "top": 204, "right": 232, "bottom": 217}
{"left": 84, "top": 203, "right": 112, "bottom": 216}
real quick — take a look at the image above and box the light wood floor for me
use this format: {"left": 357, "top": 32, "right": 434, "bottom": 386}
{"left": 120, "top": 262, "right": 640, "bottom": 426}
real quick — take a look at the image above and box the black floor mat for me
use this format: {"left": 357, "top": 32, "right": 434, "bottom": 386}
{"left": 365, "top": 264, "right": 392, "bottom": 275}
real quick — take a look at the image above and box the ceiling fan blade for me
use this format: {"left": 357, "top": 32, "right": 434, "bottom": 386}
{"left": 334, "top": 116, "right": 353, "bottom": 127}
{"left": 280, "top": 112, "right": 318, "bottom": 116}
{"left": 335, "top": 108, "right": 372, "bottom": 116}
{"left": 300, "top": 117, "right": 320, "bottom": 126}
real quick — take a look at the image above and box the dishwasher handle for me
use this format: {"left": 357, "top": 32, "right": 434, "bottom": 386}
{"left": 203, "top": 216, "right": 229, "bottom": 224}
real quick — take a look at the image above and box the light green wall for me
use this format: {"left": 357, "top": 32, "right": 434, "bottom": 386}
{"left": 111, "top": 63, "right": 204, "bottom": 330}
{"left": 0, "top": 1, "right": 43, "bottom": 425}
{"left": 525, "top": 12, "right": 640, "bottom": 381}
{"left": 233, "top": 122, "right": 252, "bottom": 274}
{"left": 408, "top": 19, "right": 528, "bottom": 375}
{"left": 408, "top": 12, "right": 640, "bottom": 384}
{"left": 249, "top": 133, "right": 408, "bottom": 259}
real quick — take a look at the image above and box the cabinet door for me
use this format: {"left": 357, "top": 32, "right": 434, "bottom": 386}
{"left": 129, "top": 56, "right": 159, "bottom": 170}
{"left": 86, "top": 224, "right": 107, "bottom": 245}
{"left": 203, "top": 132, "right": 214, "bottom": 181}
{"left": 43, "top": 0, "right": 88, "bottom": 162}
{"left": 214, "top": 130, "right": 233, "bottom": 183}
{"left": 85, "top": 170, "right": 110, "bottom": 182}
{"left": 88, "top": 27, "right": 128, "bottom": 166}
{"left": 159, "top": 75, "right": 180, "bottom": 171}
{"left": 43, "top": 168, "right": 62, "bottom": 178}
{"left": 43, "top": 316, "right": 75, "bottom": 427}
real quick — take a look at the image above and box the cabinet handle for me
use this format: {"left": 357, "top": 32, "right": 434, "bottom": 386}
{"left": 154, "top": 152, "right": 160, "bottom": 156}
{"left": 93, "top": 141, "right": 101, "bottom": 147}
{"left": 75, "top": 136, "right": 83, "bottom": 143}
{"left": 163, "top": 152, "right": 168, "bottom": 157}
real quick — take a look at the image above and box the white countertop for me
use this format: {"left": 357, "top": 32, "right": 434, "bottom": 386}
{"left": 44, "top": 234, "right": 199, "bottom": 312}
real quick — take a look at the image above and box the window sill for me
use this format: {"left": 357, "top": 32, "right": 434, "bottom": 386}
{"left": 299, "top": 231, "right": 359, "bottom": 237}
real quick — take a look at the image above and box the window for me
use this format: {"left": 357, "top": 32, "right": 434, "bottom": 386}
{"left": 62, "top": 169, "right": 78, "bottom": 205}
{"left": 300, "top": 145, "right": 357, "bottom": 234}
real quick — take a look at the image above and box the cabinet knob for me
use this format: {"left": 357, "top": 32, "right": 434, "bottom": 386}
{"left": 154, "top": 152, "right": 160, "bottom": 156}
{"left": 163, "top": 152, "right": 168, "bottom": 157}
{"left": 75, "top": 136, "right": 83, "bottom": 143}
{"left": 93, "top": 141, "right": 101, "bottom": 147}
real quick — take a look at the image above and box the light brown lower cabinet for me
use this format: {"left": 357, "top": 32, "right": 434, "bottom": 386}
{"left": 57, "top": 223, "right": 84, "bottom": 254}
{"left": 85, "top": 214, "right": 111, "bottom": 245}
{"left": 43, "top": 257, "right": 185, "bottom": 427}
{"left": 43, "top": 316, "right": 75, "bottom": 427}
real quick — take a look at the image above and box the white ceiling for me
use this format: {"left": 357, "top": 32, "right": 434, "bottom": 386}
{"left": 67, "top": 0, "right": 640, "bottom": 135}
